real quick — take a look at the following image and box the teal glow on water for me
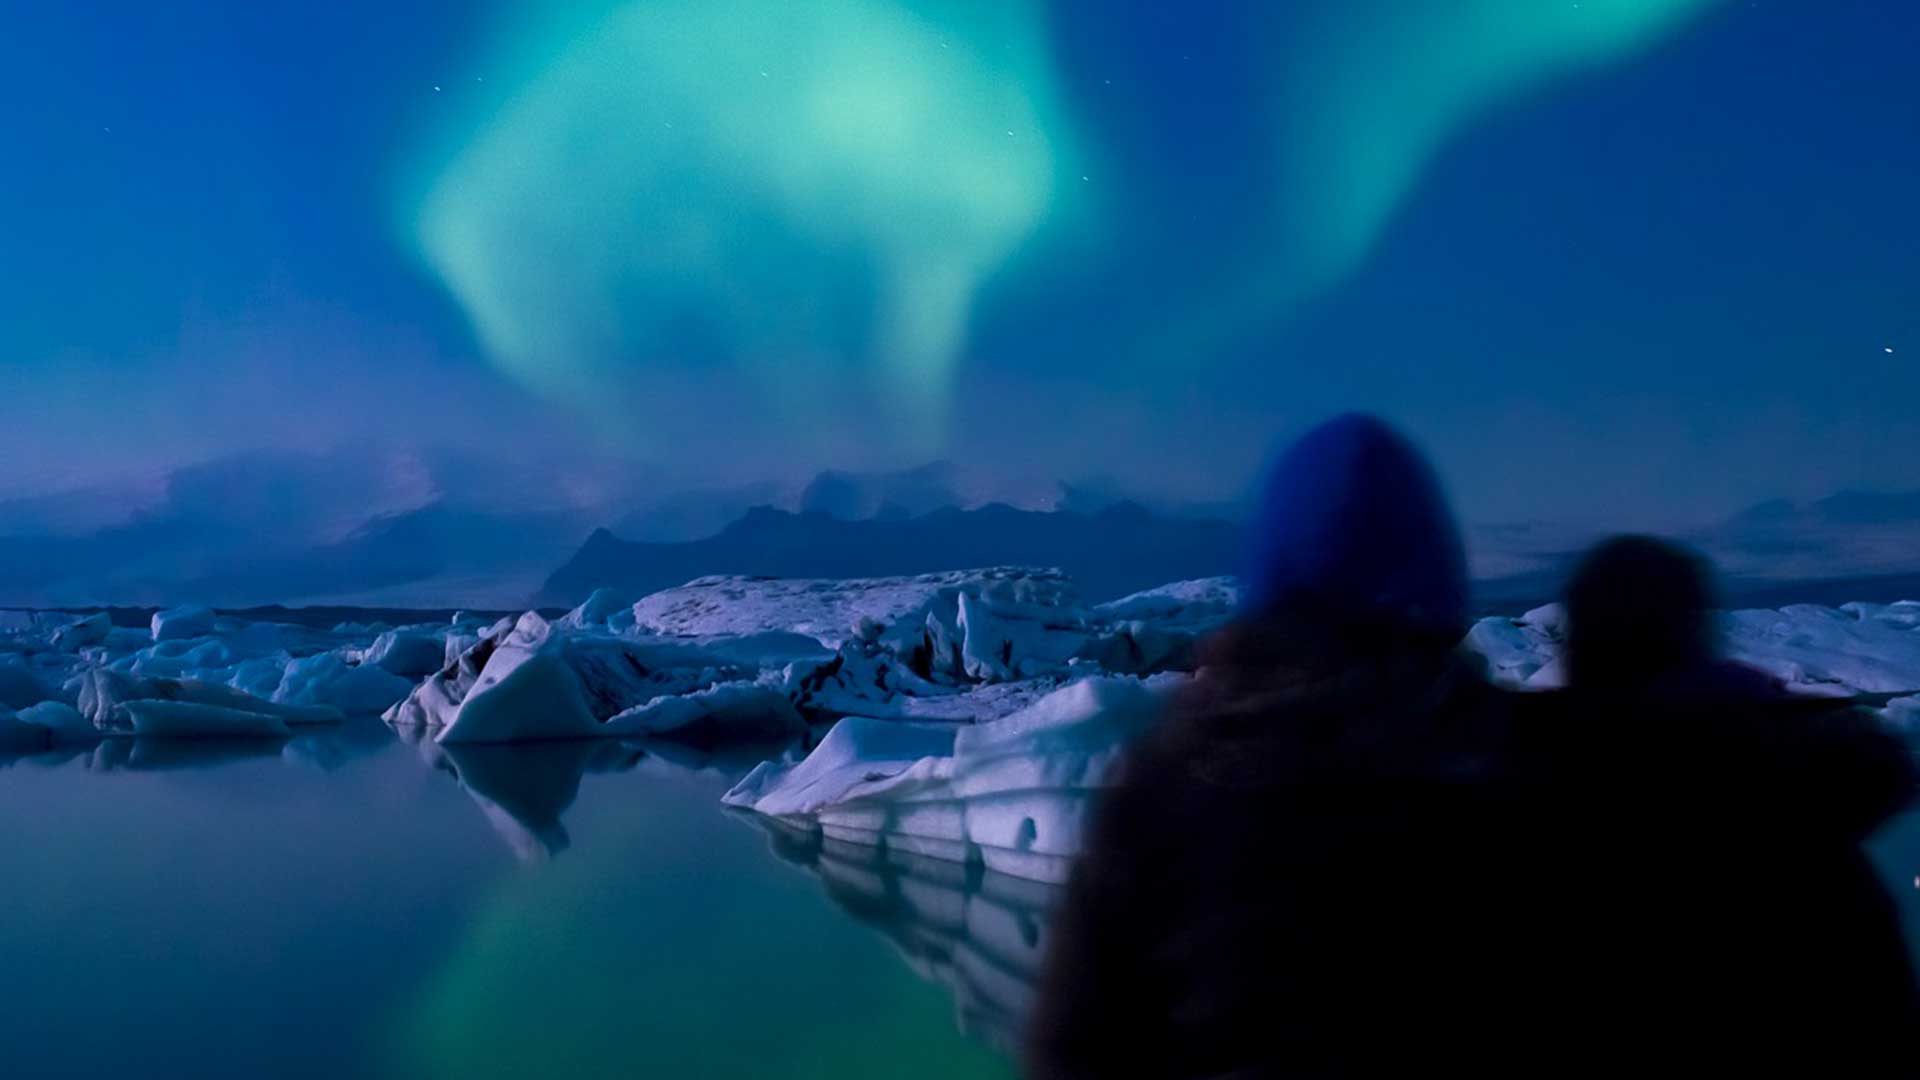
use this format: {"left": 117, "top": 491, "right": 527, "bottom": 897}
{"left": 0, "top": 723, "right": 1023, "bottom": 1079}
{"left": 7, "top": 720, "right": 1920, "bottom": 1079}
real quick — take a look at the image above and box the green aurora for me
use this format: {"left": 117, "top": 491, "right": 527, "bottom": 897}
{"left": 405, "top": 0, "right": 1726, "bottom": 453}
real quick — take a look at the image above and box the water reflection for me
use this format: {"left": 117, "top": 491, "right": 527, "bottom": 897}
{"left": 395, "top": 728, "right": 801, "bottom": 863}
{"left": 408, "top": 736, "right": 649, "bottom": 861}
{"left": 0, "top": 715, "right": 395, "bottom": 773}
{"left": 740, "top": 815, "right": 1063, "bottom": 1057}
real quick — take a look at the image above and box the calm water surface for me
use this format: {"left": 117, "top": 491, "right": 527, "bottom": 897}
{"left": 0, "top": 721, "right": 1026, "bottom": 1079}
{"left": 5, "top": 719, "right": 1920, "bottom": 1079}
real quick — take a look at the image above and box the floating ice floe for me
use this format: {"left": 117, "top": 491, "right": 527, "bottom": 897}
{"left": 79, "top": 668, "right": 345, "bottom": 736}
{"left": 383, "top": 611, "right": 764, "bottom": 744}
{"left": 1463, "top": 599, "right": 1920, "bottom": 697}
{"left": 7, "top": 571, "right": 1918, "bottom": 765}
{"left": 378, "top": 570, "right": 1231, "bottom": 747}
{"left": 150, "top": 604, "right": 216, "bottom": 642}
{"left": 723, "top": 676, "right": 1177, "bottom": 884}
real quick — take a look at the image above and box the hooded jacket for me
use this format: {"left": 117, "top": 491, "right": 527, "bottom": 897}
{"left": 1028, "top": 415, "right": 1531, "bottom": 1078}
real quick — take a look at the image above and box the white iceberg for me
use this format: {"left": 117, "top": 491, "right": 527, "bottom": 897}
{"left": 77, "top": 668, "right": 343, "bottom": 735}
{"left": 630, "top": 568, "right": 1079, "bottom": 651}
{"left": 558, "top": 587, "right": 633, "bottom": 630}
{"left": 723, "top": 676, "right": 1175, "bottom": 883}
{"left": 1464, "top": 598, "right": 1920, "bottom": 698}
{"left": 120, "top": 700, "right": 294, "bottom": 739}
{"left": 360, "top": 630, "right": 448, "bottom": 678}
{"left": 150, "top": 604, "right": 217, "bottom": 642}
{"left": 1723, "top": 602, "right": 1920, "bottom": 694}
{"left": 388, "top": 612, "right": 754, "bottom": 744}
{"left": 604, "top": 682, "right": 803, "bottom": 744}
{"left": 273, "top": 652, "right": 414, "bottom": 714}
{"left": 50, "top": 612, "right": 112, "bottom": 652}
{"left": 13, "top": 701, "right": 94, "bottom": 743}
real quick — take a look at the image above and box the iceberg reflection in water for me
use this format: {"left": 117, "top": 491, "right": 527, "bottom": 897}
{"left": 742, "top": 814, "right": 1063, "bottom": 1057}
{"left": 403, "top": 733, "right": 649, "bottom": 861}
{"left": 0, "top": 713, "right": 395, "bottom": 773}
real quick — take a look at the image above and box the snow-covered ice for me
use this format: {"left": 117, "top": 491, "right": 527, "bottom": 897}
{"left": 150, "top": 604, "right": 216, "bottom": 642}
{"left": 723, "top": 676, "right": 1177, "bottom": 883}
{"left": 1464, "top": 599, "right": 1920, "bottom": 697}
{"left": 6, "top": 562, "right": 1917, "bottom": 885}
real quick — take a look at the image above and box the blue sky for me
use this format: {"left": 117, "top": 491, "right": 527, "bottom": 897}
{"left": 2, "top": 0, "right": 1914, "bottom": 525}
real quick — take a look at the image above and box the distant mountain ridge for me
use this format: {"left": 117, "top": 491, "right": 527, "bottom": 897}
{"left": 536, "top": 502, "right": 1245, "bottom": 608}
{"left": 0, "top": 451, "right": 1238, "bottom": 607}
{"left": 7, "top": 442, "right": 1916, "bottom": 610}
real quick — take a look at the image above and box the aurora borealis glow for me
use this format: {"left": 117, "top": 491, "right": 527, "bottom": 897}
{"left": 7, "top": 0, "right": 1920, "bottom": 522}
{"left": 405, "top": 0, "right": 1724, "bottom": 446}
{"left": 409, "top": 0, "right": 1080, "bottom": 450}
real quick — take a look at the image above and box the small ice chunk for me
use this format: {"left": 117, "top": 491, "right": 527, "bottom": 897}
{"left": 606, "top": 682, "right": 803, "bottom": 744}
{"left": 363, "top": 630, "right": 446, "bottom": 678}
{"left": 120, "top": 700, "right": 292, "bottom": 738}
{"left": 15, "top": 701, "right": 95, "bottom": 744}
{"left": 559, "top": 588, "right": 632, "bottom": 629}
{"left": 79, "top": 668, "right": 343, "bottom": 733}
{"left": 51, "top": 612, "right": 112, "bottom": 652}
{"left": 151, "top": 605, "right": 216, "bottom": 642}
{"left": 274, "top": 653, "right": 413, "bottom": 714}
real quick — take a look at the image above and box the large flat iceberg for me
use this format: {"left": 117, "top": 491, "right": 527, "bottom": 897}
{"left": 1466, "top": 600, "right": 1920, "bottom": 697}
{"left": 723, "top": 677, "right": 1176, "bottom": 883}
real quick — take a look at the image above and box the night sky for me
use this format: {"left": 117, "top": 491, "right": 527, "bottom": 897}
{"left": 4, "top": 0, "right": 1915, "bottom": 526}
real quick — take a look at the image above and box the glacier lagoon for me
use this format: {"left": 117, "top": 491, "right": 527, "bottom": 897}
{"left": 7, "top": 576, "right": 1920, "bottom": 1077}
{"left": 7, "top": 717, "right": 1920, "bottom": 1080}
{"left": 0, "top": 725, "right": 1028, "bottom": 1080}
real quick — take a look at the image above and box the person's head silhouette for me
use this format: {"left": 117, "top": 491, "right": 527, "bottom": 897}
{"left": 1240, "top": 413, "right": 1468, "bottom": 644}
{"left": 1564, "top": 535, "right": 1718, "bottom": 692}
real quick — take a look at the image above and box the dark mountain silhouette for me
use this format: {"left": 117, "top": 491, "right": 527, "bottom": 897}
{"left": 1730, "top": 489, "right": 1920, "bottom": 527}
{"left": 536, "top": 502, "right": 1244, "bottom": 607}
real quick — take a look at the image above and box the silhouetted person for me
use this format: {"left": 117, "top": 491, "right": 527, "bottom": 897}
{"left": 1028, "top": 415, "right": 1544, "bottom": 1078}
{"left": 1537, "top": 535, "right": 1919, "bottom": 1072}
{"left": 1564, "top": 534, "right": 1782, "bottom": 701}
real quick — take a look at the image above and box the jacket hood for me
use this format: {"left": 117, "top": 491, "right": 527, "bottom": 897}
{"left": 1241, "top": 413, "right": 1468, "bottom": 639}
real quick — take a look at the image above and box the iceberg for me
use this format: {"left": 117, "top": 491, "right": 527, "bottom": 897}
{"left": 630, "top": 568, "right": 1081, "bottom": 651}
{"left": 723, "top": 677, "right": 1175, "bottom": 883}
{"left": 120, "top": 700, "right": 294, "bottom": 739}
{"left": 604, "top": 682, "right": 803, "bottom": 745}
{"left": 360, "top": 630, "right": 448, "bottom": 678}
{"left": 78, "top": 668, "right": 343, "bottom": 735}
{"left": 150, "top": 604, "right": 217, "bottom": 642}
{"left": 1463, "top": 598, "right": 1920, "bottom": 698}
{"left": 387, "top": 612, "right": 756, "bottom": 744}
{"left": 273, "top": 652, "right": 414, "bottom": 714}
{"left": 13, "top": 701, "right": 93, "bottom": 743}
{"left": 49, "top": 612, "right": 111, "bottom": 652}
